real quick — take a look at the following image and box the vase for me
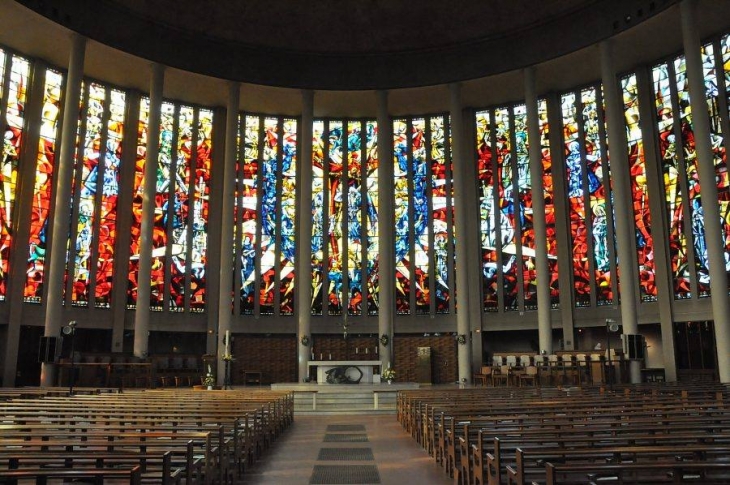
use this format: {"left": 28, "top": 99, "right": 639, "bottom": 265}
{"left": 387, "top": 380, "right": 392, "bottom": 385}
{"left": 207, "top": 385, "right": 213, "bottom": 390}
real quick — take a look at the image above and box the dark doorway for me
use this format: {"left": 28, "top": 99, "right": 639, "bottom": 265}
{"left": 674, "top": 321, "right": 718, "bottom": 382}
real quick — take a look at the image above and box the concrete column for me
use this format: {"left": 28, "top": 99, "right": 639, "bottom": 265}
{"left": 3, "top": 60, "right": 46, "bottom": 386}
{"left": 376, "top": 91, "right": 394, "bottom": 369}
{"left": 681, "top": 0, "right": 730, "bottom": 383}
{"left": 217, "top": 82, "right": 239, "bottom": 385}
{"left": 40, "top": 34, "right": 86, "bottom": 387}
{"left": 133, "top": 63, "right": 164, "bottom": 359}
{"left": 546, "top": 93, "right": 575, "bottom": 351}
{"left": 298, "top": 90, "right": 315, "bottom": 382}
{"left": 600, "top": 40, "right": 642, "bottom": 384}
{"left": 524, "top": 67, "right": 553, "bottom": 355}
{"left": 449, "top": 83, "right": 473, "bottom": 383}
{"left": 636, "top": 66, "right": 678, "bottom": 381}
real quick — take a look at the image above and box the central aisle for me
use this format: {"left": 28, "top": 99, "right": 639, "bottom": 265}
{"left": 242, "top": 414, "right": 452, "bottom": 484}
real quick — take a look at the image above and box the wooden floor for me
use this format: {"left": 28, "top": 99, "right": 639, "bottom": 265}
{"left": 242, "top": 413, "right": 451, "bottom": 485}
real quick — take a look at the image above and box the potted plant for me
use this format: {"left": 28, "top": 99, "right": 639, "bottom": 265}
{"left": 382, "top": 366, "right": 396, "bottom": 384}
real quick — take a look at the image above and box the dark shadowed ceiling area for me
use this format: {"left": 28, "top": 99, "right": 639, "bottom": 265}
{"left": 14, "top": 0, "right": 678, "bottom": 89}
{"left": 112, "top": 0, "right": 594, "bottom": 54}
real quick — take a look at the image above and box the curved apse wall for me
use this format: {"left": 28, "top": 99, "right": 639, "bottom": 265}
{"left": 0, "top": 2, "right": 729, "bottom": 335}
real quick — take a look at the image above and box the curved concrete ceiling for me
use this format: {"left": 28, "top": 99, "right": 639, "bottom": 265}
{"left": 12, "top": 0, "right": 678, "bottom": 89}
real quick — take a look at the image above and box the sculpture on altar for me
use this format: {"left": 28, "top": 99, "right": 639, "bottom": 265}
{"left": 325, "top": 365, "right": 363, "bottom": 384}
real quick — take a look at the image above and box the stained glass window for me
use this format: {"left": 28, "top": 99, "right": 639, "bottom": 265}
{"left": 311, "top": 120, "right": 325, "bottom": 316}
{"left": 25, "top": 68, "right": 63, "bottom": 303}
{"left": 127, "top": 100, "right": 212, "bottom": 312}
{"left": 393, "top": 115, "right": 453, "bottom": 315}
{"left": 280, "top": 119, "right": 297, "bottom": 315}
{"left": 653, "top": 57, "right": 713, "bottom": 299}
{"left": 393, "top": 119, "right": 411, "bottom": 314}
{"left": 622, "top": 73, "right": 657, "bottom": 302}
{"left": 309, "top": 119, "right": 377, "bottom": 317}
{"left": 127, "top": 97, "right": 149, "bottom": 308}
{"left": 95, "top": 88, "right": 125, "bottom": 308}
{"left": 581, "top": 87, "right": 614, "bottom": 306}
{"left": 475, "top": 110, "right": 498, "bottom": 312}
{"left": 561, "top": 86, "right": 617, "bottom": 308}
{"left": 703, "top": 41, "right": 730, "bottom": 290}
{"left": 190, "top": 109, "right": 213, "bottom": 312}
{"left": 237, "top": 114, "right": 296, "bottom": 316}
{"left": 365, "top": 121, "right": 379, "bottom": 315}
{"left": 430, "top": 117, "right": 450, "bottom": 314}
{"left": 477, "top": 103, "right": 554, "bottom": 313}
{"left": 538, "top": 99, "right": 561, "bottom": 308}
{"left": 0, "top": 54, "right": 30, "bottom": 300}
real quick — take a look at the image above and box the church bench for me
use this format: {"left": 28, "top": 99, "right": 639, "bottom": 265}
{"left": 473, "top": 424, "right": 730, "bottom": 485}
{"left": 0, "top": 434, "right": 217, "bottom": 484}
{"left": 0, "top": 450, "right": 184, "bottom": 484}
{"left": 506, "top": 443, "right": 730, "bottom": 485}
{"left": 538, "top": 461, "right": 730, "bottom": 485}
{"left": 0, "top": 465, "right": 142, "bottom": 484}
{"left": 444, "top": 407, "right": 730, "bottom": 481}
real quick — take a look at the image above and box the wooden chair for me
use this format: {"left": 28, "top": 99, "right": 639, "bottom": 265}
{"left": 492, "top": 365, "right": 510, "bottom": 387}
{"left": 519, "top": 365, "right": 539, "bottom": 387}
{"left": 473, "top": 366, "right": 491, "bottom": 386}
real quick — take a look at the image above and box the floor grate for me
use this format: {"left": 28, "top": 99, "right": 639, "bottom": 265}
{"left": 323, "top": 433, "right": 369, "bottom": 442}
{"left": 326, "top": 424, "right": 366, "bottom": 432}
{"left": 317, "top": 447, "right": 374, "bottom": 461}
{"left": 309, "top": 464, "right": 381, "bottom": 484}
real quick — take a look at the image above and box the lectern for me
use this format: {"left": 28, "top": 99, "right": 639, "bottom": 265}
{"left": 416, "top": 347, "right": 432, "bottom": 384}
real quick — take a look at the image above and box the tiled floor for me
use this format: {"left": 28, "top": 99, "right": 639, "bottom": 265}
{"left": 242, "top": 414, "right": 452, "bottom": 484}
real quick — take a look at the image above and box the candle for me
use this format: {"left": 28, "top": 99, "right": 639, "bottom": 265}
{"left": 224, "top": 330, "right": 230, "bottom": 355}
{"left": 320, "top": 353, "right": 323, "bottom": 360}
{"left": 366, "top": 348, "right": 369, "bottom": 354}
{"left": 329, "top": 353, "right": 332, "bottom": 360}
{"left": 356, "top": 347, "right": 359, "bottom": 354}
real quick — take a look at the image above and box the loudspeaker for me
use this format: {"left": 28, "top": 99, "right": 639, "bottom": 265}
{"left": 622, "top": 334, "right": 645, "bottom": 359}
{"left": 38, "top": 336, "right": 61, "bottom": 363}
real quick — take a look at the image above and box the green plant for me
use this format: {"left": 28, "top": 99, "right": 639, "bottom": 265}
{"left": 202, "top": 373, "right": 215, "bottom": 386}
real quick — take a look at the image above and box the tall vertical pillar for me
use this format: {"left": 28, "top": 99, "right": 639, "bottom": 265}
{"left": 297, "top": 90, "right": 315, "bottom": 382}
{"left": 40, "top": 34, "right": 86, "bottom": 387}
{"left": 217, "top": 82, "right": 239, "bottom": 384}
{"left": 546, "top": 93, "right": 576, "bottom": 350}
{"left": 600, "top": 40, "right": 642, "bottom": 383}
{"left": 133, "top": 63, "right": 164, "bottom": 359}
{"left": 376, "top": 91, "right": 394, "bottom": 369}
{"left": 681, "top": 0, "right": 730, "bottom": 383}
{"left": 449, "top": 83, "right": 473, "bottom": 383}
{"left": 524, "top": 67, "right": 554, "bottom": 355}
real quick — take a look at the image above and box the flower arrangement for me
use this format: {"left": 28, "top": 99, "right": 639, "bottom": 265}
{"left": 379, "top": 334, "right": 389, "bottom": 347}
{"left": 300, "top": 335, "right": 310, "bottom": 346}
{"left": 222, "top": 353, "right": 235, "bottom": 361}
{"left": 456, "top": 334, "right": 467, "bottom": 345}
{"left": 202, "top": 365, "right": 215, "bottom": 386}
{"left": 381, "top": 367, "right": 396, "bottom": 381}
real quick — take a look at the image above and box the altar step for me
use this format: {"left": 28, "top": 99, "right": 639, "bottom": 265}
{"left": 293, "top": 390, "right": 396, "bottom": 414}
{"left": 272, "top": 382, "right": 420, "bottom": 415}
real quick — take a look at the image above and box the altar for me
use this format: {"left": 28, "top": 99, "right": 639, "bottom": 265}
{"left": 308, "top": 360, "right": 382, "bottom": 384}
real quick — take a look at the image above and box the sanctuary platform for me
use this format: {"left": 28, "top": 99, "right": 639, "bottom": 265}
{"left": 271, "top": 382, "right": 420, "bottom": 415}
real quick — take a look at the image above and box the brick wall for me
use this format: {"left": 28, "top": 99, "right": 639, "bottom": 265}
{"left": 231, "top": 334, "right": 297, "bottom": 384}
{"left": 229, "top": 333, "right": 458, "bottom": 384}
{"left": 393, "top": 334, "right": 458, "bottom": 384}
